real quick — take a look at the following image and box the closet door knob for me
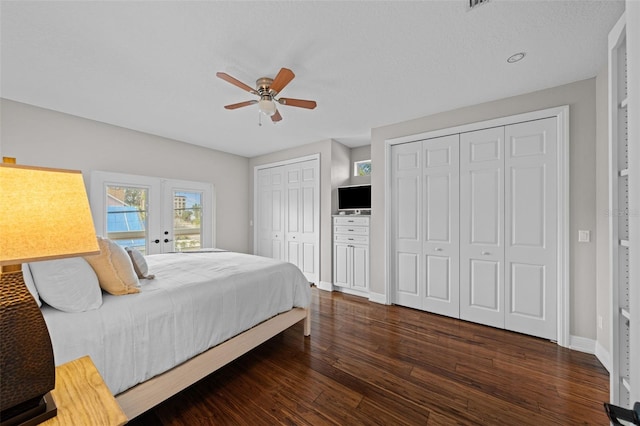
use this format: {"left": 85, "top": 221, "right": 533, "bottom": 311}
{"left": 154, "top": 239, "right": 160, "bottom": 244}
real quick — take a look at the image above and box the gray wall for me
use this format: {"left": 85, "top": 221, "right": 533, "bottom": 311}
{"left": 0, "top": 99, "right": 251, "bottom": 253}
{"left": 371, "top": 78, "right": 599, "bottom": 341}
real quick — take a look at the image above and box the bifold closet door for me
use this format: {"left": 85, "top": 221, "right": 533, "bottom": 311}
{"left": 391, "top": 141, "right": 423, "bottom": 309}
{"left": 460, "top": 127, "right": 506, "bottom": 329}
{"left": 422, "top": 135, "right": 460, "bottom": 318}
{"left": 284, "top": 159, "right": 319, "bottom": 283}
{"left": 504, "top": 117, "right": 557, "bottom": 340}
{"left": 256, "top": 167, "right": 285, "bottom": 260}
{"left": 391, "top": 135, "right": 460, "bottom": 316}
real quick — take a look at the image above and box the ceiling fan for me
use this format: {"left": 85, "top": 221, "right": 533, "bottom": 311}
{"left": 216, "top": 67, "right": 317, "bottom": 123}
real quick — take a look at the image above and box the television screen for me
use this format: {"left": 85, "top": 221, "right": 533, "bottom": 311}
{"left": 338, "top": 185, "right": 371, "bottom": 211}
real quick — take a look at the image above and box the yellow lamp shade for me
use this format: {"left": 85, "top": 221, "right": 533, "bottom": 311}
{"left": 0, "top": 164, "right": 100, "bottom": 265}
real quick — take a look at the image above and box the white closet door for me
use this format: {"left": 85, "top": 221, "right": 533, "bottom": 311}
{"left": 256, "top": 167, "right": 285, "bottom": 260}
{"left": 284, "top": 159, "right": 319, "bottom": 283}
{"left": 460, "top": 127, "right": 505, "bottom": 328}
{"left": 504, "top": 118, "right": 557, "bottom": 340}
{"left": 391, "top": 141, "right": 423, "bottom": 309}
{"left": 422, "top": 135, "right": 460, "bottom": 318}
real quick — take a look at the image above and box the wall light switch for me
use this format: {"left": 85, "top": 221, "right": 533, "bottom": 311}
{"left": 578, "top": 230, "right": 591, "bottom": 242}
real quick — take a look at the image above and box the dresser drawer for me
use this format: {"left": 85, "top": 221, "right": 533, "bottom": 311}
{"left": 333, "top": 216, "right": 369, "bottom": 226}
{"left": 334, "top": 234, "right": 369, "bottom": 244}
{"left": 334, "top": 225, "right": 369, "bottom": 235}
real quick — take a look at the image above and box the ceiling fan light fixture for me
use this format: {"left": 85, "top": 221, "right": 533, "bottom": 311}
{"left": 258, "top": 97, "right": 277, "bottom": 116}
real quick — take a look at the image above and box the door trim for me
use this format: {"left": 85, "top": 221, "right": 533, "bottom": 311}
{"left": 384, "top": 105, "right": 570, "bottom": 347}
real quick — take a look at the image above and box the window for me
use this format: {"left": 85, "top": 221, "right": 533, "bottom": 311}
{"left": 354, "top": 160, "right": 371, "bottom": 176}
{"left": 91, "top": 171, "right": 214, "bottom": 255}
{"left": 106, "top": 185, "right": 148, "bottom": 253}
{"left": 172, "top": 190, "right": 203, "bottom": 252}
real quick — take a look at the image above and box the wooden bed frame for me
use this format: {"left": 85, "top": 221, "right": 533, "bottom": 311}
{"left": 115, "top": 307, "right": 310, "bottom": 420}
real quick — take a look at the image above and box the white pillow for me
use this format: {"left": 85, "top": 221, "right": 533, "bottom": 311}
{"left": 29, "top": 257, "right": 103, "bottom": 313}
{"left": 21, "top": 263, "right": 42, "bottom": 307}
{"left": 125, "top": 247, "right": 155, "bottom": 280}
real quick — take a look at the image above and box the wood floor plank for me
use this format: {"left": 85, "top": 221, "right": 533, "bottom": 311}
{"left": 129, "top": 288, "right": 609, "bottom": 425}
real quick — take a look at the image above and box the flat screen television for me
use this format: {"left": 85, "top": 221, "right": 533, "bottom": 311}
{"left": 337, "top": 184, "right": 371, "bottom": 212}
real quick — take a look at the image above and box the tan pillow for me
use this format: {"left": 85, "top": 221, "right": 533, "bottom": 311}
{"left": 84, "top": 237, "right": 140, "bottom": 295}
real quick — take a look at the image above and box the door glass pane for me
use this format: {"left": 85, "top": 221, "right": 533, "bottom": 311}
{"left": 106, "top": 186, "right": 148, "bottom": 253}
{"left": 173, "top": 191, "right": 202, "bottom": 252}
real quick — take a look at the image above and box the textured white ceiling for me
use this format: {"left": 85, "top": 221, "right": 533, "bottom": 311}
{"left": 0, "top": 0, "right": 625, "bottom": 157}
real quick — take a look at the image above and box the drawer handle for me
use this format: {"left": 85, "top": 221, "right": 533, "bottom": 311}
{"left": 435, "top": 248, "right": 443, "bottom": 251}
{"left": 481, "top": 251, "right": 490, "bottom": 255}
{"left": 348, "top": 238, "right": 354, "bottom": 241}
{"left": 348, "top": 229, "right": 354, "bottom": 231}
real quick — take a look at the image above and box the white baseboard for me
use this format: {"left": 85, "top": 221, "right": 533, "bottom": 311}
{"left": 595, "top": 340, "right": 611, "bottom": 373}
{"left": 335, "top": 287, "right": 369, "bottom": 299}
{"left": 317, "top": 281, "right": 333, "bottom": 292}
{"left": 368, "top": 291, "right": 388, "bottom": 305}
{"left": 569, "top": 335, "right": 596, "bottom": 354}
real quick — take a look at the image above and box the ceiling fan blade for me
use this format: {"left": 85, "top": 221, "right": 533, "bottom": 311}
{"left": 271, "top": 109, "right": 283, "bottom": 123}
{"left": 277, "top": 98, "right": 317, "bottom": 109}
{"left": 224, "top": 100, "right": 257, "bottom": 110}
{"left": 216, "top": 72, "right": 257, "bottom": 95}
{"left": 269, "top": 68, "right": 295, "bottom": 94}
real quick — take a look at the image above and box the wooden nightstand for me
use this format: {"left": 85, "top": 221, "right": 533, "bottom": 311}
{"left": 41, "top": 356, "right": 127, "bottom": 426}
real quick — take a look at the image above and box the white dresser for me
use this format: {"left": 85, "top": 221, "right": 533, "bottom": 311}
{"left": 333, "top": 215, "right": 369, "bottom": 296}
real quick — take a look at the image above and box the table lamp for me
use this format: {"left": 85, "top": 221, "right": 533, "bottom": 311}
{"left": 0, "top": 163, "right": 99, "bottom": 425}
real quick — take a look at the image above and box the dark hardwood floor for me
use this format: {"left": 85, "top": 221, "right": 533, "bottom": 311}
{"left": 128, "top": 287, "right": 609, "bottom": 425}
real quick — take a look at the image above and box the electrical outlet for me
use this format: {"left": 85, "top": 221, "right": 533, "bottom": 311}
{"left": 578, "top": 230, "right": 591, "bottom": 242}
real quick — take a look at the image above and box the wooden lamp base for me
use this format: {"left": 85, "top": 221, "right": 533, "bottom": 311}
{"left": 0, "top": 268, "right": 57, "bottom": 426}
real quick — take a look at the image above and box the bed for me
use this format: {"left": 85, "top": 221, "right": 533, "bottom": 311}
{"left": 32, "top": 249, "right": 311, "bottom": 420}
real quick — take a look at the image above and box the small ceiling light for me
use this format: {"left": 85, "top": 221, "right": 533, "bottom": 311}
{"left": 507, "top": 52, "right": 526, "bottom": 63}
{"left": 258, "top": 97, "right": 277, "bottom": 117}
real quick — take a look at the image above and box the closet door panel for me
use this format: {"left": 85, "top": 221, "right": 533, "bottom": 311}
{"left": 396, "top": 252, "right": 420, "bottom": 306}
{"left": 422, "top": 134, "right": 460, "bottom": 317}
{"left": 505, "top": 118, "right": 557, "bottom": 340}
{"left": 256, "top": 168, "right": 284, "bottom": 260}
{"left": 460, "top": 127, "right": 505, "bottom": 328}
{"left": 391, "top": 141, "right": 422, "bottom": 309}
{"left": 296, "top": 160, "right": 319, "bottom": 280}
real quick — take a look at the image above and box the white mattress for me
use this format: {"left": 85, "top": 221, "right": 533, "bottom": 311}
{"left": 41, "top": 251, "right": 311, "bottom": 395}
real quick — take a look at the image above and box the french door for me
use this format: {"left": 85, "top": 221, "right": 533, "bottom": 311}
{"left": 90, "top": 171, "right": 214, "bottom": 254}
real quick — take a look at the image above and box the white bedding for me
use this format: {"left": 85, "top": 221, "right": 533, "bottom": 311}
{"left": 41, "top": 251, "right": 311, "bottom": 395}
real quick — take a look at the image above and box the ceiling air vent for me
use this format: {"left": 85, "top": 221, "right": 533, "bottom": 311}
{"left": 468, "top": 0, "right": 489, "bottom": 10}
